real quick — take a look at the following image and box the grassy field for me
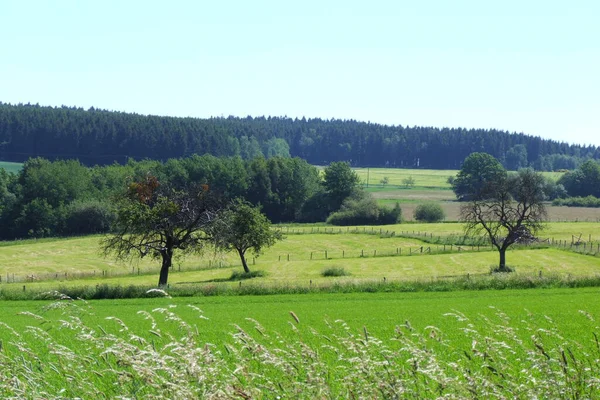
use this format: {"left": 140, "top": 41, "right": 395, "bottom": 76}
{"left": 0, "top": 161, "right": 22, "bottom": 174}
{"left": 354, "top": 167, "right": 564, "bottom": 189}
{"left": 352, "top": 167, "right": 583, "bottom": 222}
{"left": 355, "top": 167, "right": 457, "bottom": 188}
{"left": 0, "top": 165, "right": 597, "bottom": 397}
{"left": 1, "top": 223, "right": 598, "bottom": 289}
{"left": 379, "top": 199, "right": 600, "bottom": 222}
{"left": 281, "top": 221, "right": 600, "bottom": 242}
{"left": 1, "top": 289, "right": 599, "bottom": 397}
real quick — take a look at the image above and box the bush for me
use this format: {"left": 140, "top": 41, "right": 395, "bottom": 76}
{"left": 552, "top": 195, "right": 600, "bottom": 208}
{"left": 63, "top": 200, "right": 115, "bottom": 235}
{"left": 327, "top": 191, "right": 401, "bottom": 226}
{"left": 378, "top": 202, "right": 402, "bottom": 224}
{"left": 413, "top": 202, "right": 446, "bottom": 222}
{"left": 321, "top": 267, "right": 350, "bottom": 277}
{"left": 229, "top": 270, "right": 265, "bottom": 280}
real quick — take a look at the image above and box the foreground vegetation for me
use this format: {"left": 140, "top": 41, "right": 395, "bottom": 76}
{"left": 1, "top": 289, "right": 600, "bottom": 398}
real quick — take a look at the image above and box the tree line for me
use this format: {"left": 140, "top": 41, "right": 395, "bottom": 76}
{"left": 1, "top": 103, "right": 598, "bottom": 170}
{"left": 0, "top": 155, "right": 395, "bottom": 241}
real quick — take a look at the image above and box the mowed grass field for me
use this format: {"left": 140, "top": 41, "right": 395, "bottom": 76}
{"left": 352, "top": 167, "right": 594, "bottom": 222}
{"left": 1, "top": 221, "right": 598, "bottom": 289}
{"left": 354, "top": 167, "right": 563, "bottom": 189}
{"left": 0, "top": 161, "right": 22, "bottom": 174}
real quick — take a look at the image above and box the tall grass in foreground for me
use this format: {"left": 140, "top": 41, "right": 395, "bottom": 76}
{"left": 1, "top": 296, "right": 599, "bottom": 398}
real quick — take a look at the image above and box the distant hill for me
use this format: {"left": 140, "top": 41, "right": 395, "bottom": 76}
{"left": 1, "top": 102, "right": 597, "bottom": 169}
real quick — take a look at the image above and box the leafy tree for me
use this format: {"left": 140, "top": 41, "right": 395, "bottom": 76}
{"left": 402, "top": 176, "right": 415, "bottom": 188}
{"left": 63, "top": 200, "right": 115, "bottom": 235}
{"left": 414, "top": 203, "right": 445, "bottom": 222}
{"left": 323, "top": 162, "right": 360, "bottom": 211}
{"left": 211, "top": 198, "right": 282, "bottom": 273}
{"left": 461, "top": 168, "right": 547, "bottom": 272}
{"left": 452, "top": 153, "right": 507, "bottom": 201}
{"left": 15, "top": 198, "right": 56, "bottom": 237}
{"left": 505, "top": 144, "right": 528, "bottom": 170}
{"left": 103, "top": 176, "right": 221, "bottom": 286}
{"left": 0, "top": 169, "right": 16, "bottom": 217}
{"left": 380, "top": 176, "right": 389, "bottom": 186}
{"left": 558, "top": 160, "right": 600, "bottom": 198}
{"left": 239, "top": 136, "right": 263, "bottom": 160}
{"left": 264, "top": 137, "right": 290, "bottom": 158}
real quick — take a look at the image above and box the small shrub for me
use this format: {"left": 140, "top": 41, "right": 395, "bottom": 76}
{"left": 229, "top": 270, "right": 265, "bottom": 281}
{"left": 552, "top": 195, "right": 600, "bottom": 208}
{"left": 378, "top": 202, "right": 402, "bottom": 224}
{"left": 413, "top": 202, "right": 446, "bottom": 222}
{"left": 327, "top": 192, "right": 401, "bottom": 225}
{"left": 63, "top": 200, "right": 115, "bottom": 235}
{"left": 322, "top": 267, "right": 350, "bottom": 277}
{"left": 402, "top": 176, "right": 415, "bottom": 188}
{"left": 490, "top": 265, "right": 515, "bottom": 274}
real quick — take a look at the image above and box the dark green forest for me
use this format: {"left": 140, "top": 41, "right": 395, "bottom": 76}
{"left": 1, "top": 103, "right": 598, "bottom": 170}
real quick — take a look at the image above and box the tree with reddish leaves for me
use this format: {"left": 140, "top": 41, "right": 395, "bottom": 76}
{"left": 103, "top": 175, "right": 221, "bottom": 286}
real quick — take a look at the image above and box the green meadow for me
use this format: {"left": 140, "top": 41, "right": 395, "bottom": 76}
{"left": 1, "top": 222, "right": 598, "bottom": 290}
{"left": 1, "top": 289, "right": 600, "bottom": 397}
{"left": 1, "top": 165, "right": 599, "bottom": 397}
{"left": 0, "top": 161, "right": 22, "bottom": 174}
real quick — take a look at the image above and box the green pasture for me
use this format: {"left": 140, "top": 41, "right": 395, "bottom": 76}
{"left": 283, "top": 221, "right": 600, "bottom": 242}
{"left": 1, "top": 289, "right": 599, "bottom": 397}
{"left": 1, "top": 226, "right": 599, "bottom": 290}
{"left": 354, "top": 167, "right": 457, "bottom": 188}
{"left": 0, "top": 161, "right": 22, "bottom": 174}
{"left": 0, "top": 288, "right": 597, "bottom": 344}
{"left": 352, "top": 167, "right": 564, "bottom": 189}
{"left": 376, "top": 199, "right": 600, "bottom": 222}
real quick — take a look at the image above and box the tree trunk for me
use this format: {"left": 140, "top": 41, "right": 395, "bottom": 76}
{"left": 158, "top": 248, "right": 173, "bottom": 287}
{"left": 498, "top": 248, "right": 509, "bottom": 272}
{"left": 238, "top": 248, "right": 250, "bottom": 273}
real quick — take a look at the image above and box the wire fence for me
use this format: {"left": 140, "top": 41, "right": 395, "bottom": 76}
{"left": 2, "top": 227, "right": 598, "bottom": 285}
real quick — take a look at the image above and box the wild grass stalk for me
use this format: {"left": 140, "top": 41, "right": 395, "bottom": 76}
{"left": 1, "top": 299, "right": 599, "bottom": 398}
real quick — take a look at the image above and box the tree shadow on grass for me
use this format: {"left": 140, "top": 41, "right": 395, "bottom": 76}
{"left": 175, "top": 270, "right": 266, "bottom": 285}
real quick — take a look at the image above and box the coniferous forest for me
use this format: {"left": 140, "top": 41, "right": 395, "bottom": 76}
{"left": 1, "top": 103, "right": 598, "bottom": 170}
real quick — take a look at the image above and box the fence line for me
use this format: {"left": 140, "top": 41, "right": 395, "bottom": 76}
{"left": 3, "top": 228, "right": 598, "bottom": 285}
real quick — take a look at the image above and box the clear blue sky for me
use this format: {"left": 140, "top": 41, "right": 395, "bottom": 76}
{"left": 1, "top": 0, "right": 599, "bottom": 146}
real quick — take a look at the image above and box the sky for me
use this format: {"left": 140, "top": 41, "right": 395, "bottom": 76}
{"left": 1, "top": 0, "right": 599, "bottom": 146}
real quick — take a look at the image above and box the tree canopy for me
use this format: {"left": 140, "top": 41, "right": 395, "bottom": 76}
{"left": 461, "top": 168, "right": 547, "bottom": 272}
{"left": 102, "top": 176, "right": 221, "bottom": 286}
{"left": 452, "top": 152, "right": 508, "bottom": 201}
{"left": 211, "top": 198, "right": 282, "bottom": 273}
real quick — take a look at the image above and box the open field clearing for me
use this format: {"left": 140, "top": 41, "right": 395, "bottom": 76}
{"left": 376, "top": 199, "right": 600, "bottom": 222}
{"left": 0, "top": 161, "right": 22, "bottom": 173}
{"left": 354, "top": 167, "right": 457, "bottom": 188}
{"left": 1, "top": 289, "right": 600, "bottom": 397}
{"left": 368, "top": 187, "right": 456, "bottom": 202}
{"left": 353, "top": 167, "right": 564, "bottom": 189}
{"left": 282, "top": 221, "right": 600, "bottom": 243}
{"left": 1, "top": 228, "right": 598, "bottom": 288}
